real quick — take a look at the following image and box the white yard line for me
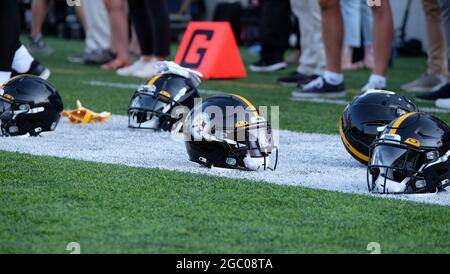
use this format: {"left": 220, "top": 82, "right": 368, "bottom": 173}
{"left": 0, "top": 115, "right": 448, "bottom": 206}
{"left": 84, "top": 80, "right": 221, "bottom": 95}
{"left": 290, "top": 97, "right": 450, "bottom": 114}
{"left": 84, "top": 80, "right": 450, "bottom": 113}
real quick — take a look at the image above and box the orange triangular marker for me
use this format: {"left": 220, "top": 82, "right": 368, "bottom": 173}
{"left": 175, "top": 21, "right": 247, "bottom": 79}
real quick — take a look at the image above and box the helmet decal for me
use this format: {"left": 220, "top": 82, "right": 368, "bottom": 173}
{"left": 230, "top": 94, "right": 260, "bottom": 118}
{"left": 388, "top": 112, "right": 417, "bottom": 135}
{"left": 146, "top": 74, "right": 163, "bottom": 86}
{"left": 405, "top": 138, "right": 421, "bottom": 148}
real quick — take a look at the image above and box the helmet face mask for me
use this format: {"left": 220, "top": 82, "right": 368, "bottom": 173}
{"left": 367, "top": 113, "right": 450, "bottom": 194}
{"left": 128, "top": 75, "right": 200, "bottom": 132}
{"left": 367, "top": 140, "right": 430, "bottom": 194}
{"left": 227, "top": 123, "right": 278, "bottom": 171}
{"left": 128, "top": 90, "right": 176, "bottom": 131}
{"left": 185, "top": 94, "right": 278, "bottom": 171}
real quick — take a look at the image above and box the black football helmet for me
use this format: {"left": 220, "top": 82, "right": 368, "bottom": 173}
{"left": 0, "top": 75, "right": 63, "bottom": 137}
{"left": 340, "top": 90, "right": 418, "bottom": 165}
{"left": 368, "top": 112, "right": 450, "bottom": 194}
{"left": 184, "top": 94, "right": 278, "bottom": 171}
{"left": 128, "top": 73, "right": 200, "bottom": 131}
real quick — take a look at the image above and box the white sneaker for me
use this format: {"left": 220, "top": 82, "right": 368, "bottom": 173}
{"left": 117, "top": 57, "right": 146, "bottom": 76}
{"left": 435, "top": 98, "right": 450, "bottom": 109}
{"left": 131, "top": 59, "right": 159, "bottom": 79}
{"left": 361, "top": 81, "right": 386, "bottom": 94}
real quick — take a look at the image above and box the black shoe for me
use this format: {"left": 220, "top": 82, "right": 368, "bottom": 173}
{"left": 249, "top": 59, "right": 287, "bottom": 73}
{"left": 28, "top": 35, "right": 54, "bottom": 56}
{"left": 292, "top": 76, "right": 345, "bottom": 98}
{"left": 67, "top": 51, "right": 92, "bottom": 64}
{"left": 84, "top": 49, "right": 116, "bottom": 65}
{"left": 277, "top": 72, "right": 318, "bottom": 87}
{"left": 416, "top": 83, "right": 450, "bottom": 101}
{"left": 11, "top": 60, "right": 51, "bottom": 80}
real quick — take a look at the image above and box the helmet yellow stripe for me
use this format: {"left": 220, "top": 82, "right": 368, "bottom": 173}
{"left": 230, "top": 94, "right": 260, "bottom": 118}
{"left": 388, "top": 112, "right": 417, "bottom": 135}
{"left": 146, "top": 74, "right": 163, "bottom": 86}
{"left": 339, "top": 120, "right": 369, "bottom": 162}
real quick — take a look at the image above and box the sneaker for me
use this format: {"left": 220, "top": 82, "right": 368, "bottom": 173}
{"left": 416, "top": 83, "right": 450, "bottom": 101}
{"left": 28, "top": 35, "right": 54, "bottom": 56}
{"left": 401, "top": 73, "right": 447, "bottom": 92}
{"left": 360, "top": 81, "right": 386, "bottom": 94}
{"left": 117, "top": 57, "right": 146, "bottom": 76}
{"left": 11, "top": 60, "right": 50, "bottom": 80}
{"left": 67, "top": 51, "right": 92, "bottom": 64}
{"left": 292, "top": 76, "right": 345, "bottom": 98}
{"left": 277, "top": 72, "right": 318, "bottom": 87}
{"left": 435, "top": 98, "right": 450, "bottom": 109}
{"left": 249, "top": 59, "right": 287, "bottom": 73}
{"left": 84, "top": 49, "right": 115, "bottom": 65}
{"left": 131, "top": 59, "right": 159, "bottom": 79}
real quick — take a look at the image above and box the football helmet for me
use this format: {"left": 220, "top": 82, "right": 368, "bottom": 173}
{"left": 340, "top": 90, "right": 418, "bottom": 165}
{"left": 128, "top": 73, "right": 200, "bottom": 131}
{"left": 0, "top": 75, "right": 63, "bottom": 137}
{"left": 184, "top": 94, "right": 278, "bottom": 171}
{"left": 368, "top": 112, "right": 450, "bottom": 194}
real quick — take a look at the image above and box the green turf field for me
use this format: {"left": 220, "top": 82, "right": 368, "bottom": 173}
{"left": 0, "top": 37, "right": 449, "bottom": 253}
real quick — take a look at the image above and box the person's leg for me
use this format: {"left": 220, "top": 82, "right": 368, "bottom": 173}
{"left": 278, "top": 0, "right": 324, "bottom": 86}
{"left": 370, "top": 1, "right": 392, "bottom": 76}
{"left": 360, "top": 0, "right": 374, "bottom": 69}
{"left": 341, "top": 0, "right": 363, "bottom": 70}
{"left": 77, "top": 0, "right": 113, "bottom": 65}
{"left": 0, "top": 0, "right": 20, "bottom": 84}
{"left": 30, "top": 0, "right": 48, "bottom": 39}
{"left": 74, "top": 3, "right": 87, "bottom": 33}
{"left": 128, "top": 0, "right": 153, "bottom": 59}
{"left": 117, "top": 0, "right": 153, "bottom": 77}
{"left": 102, "top": 0, "right": 129, "bottom": 69}
{"left": 129, "top": 0, "right": 170, "bottom": 78}
{"left": 292, "top": 0, "right": 345, "bottom": 98}
{"left": 320, "top": 0, "right": 344, "bottom": 75}
{"left": 402, "top": 0, "right": 447, "bottom": 92}
{"left": 0, "top": 0, "right": 49, "bottom": 83}
{"left": 145, "top": 0, "right": 170, "bottom": 59}
{"left": 250, "top": 0, "right": 291, "bottom": 72}
{"left": 417, "top": 0, "right": 450, "bottom": 104}
{"left": 425, "top": 0, "right": 448, "bottom": 76}
{"left": 29, "top": 0, "right": 53, "bottom": 55}
{"left": 360, "top": 0, "right": 393, "bottom": 92}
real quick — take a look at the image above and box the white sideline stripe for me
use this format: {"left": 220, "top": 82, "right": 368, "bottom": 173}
{"left": 290, "top": 97, "right": 450, "bottom": 114}
{"left": 85, "top": 81, "right": 450, "bottom": 113}
{"left": 84, "top": 80, "right": 221, "bottom": 95}
{"left": 0, "top": 115, "right": 448, "bottom": 206}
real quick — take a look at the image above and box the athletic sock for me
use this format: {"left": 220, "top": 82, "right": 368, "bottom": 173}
{"left": 323, "top": 70, "right": 344, "bottom": 85}
{"left": 368, "top": 74, "right": 386, "bottom": 88}
{"left": 12, "top": 45, "right": 34, "bottom": 73}
{"left": 0, "top": 71, "right": 12, "bottom": 85}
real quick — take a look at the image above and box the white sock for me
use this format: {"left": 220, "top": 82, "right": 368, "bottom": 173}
{"left": 323, "top": 70, "right": 344, "bottom": 85}
{"left": 0, "top": 71, "right": 12, "bottom": 85}
{"left": 368, "top": 74, "right": 386, "bottom": 88}
{"left": 12, "top": 45, "right": 34, "bottom": 73}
